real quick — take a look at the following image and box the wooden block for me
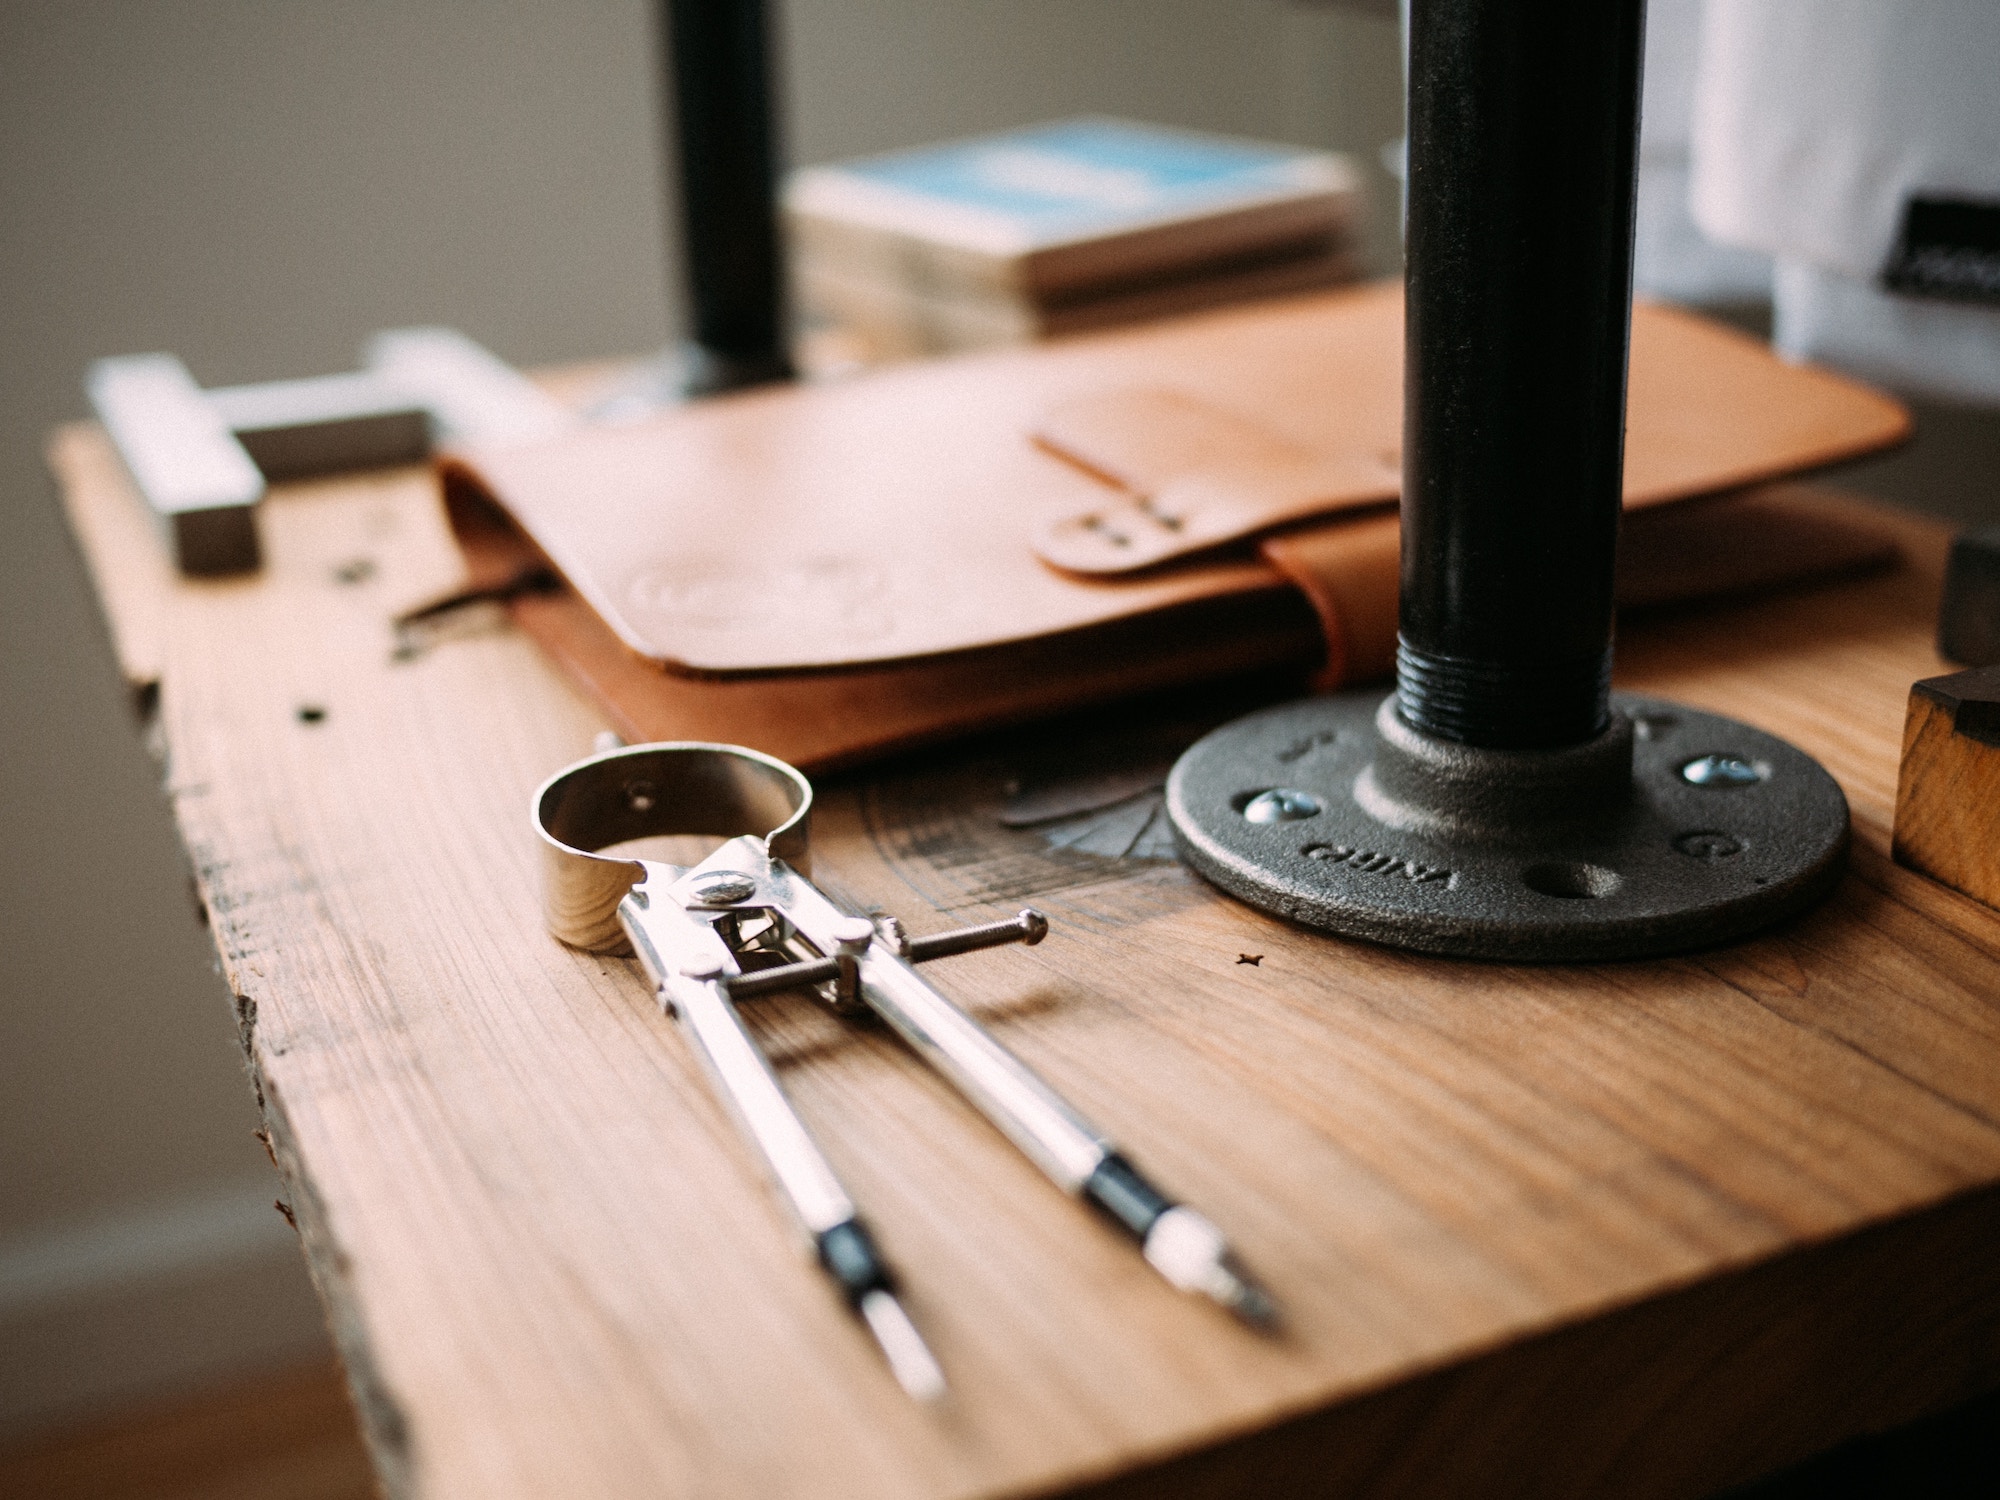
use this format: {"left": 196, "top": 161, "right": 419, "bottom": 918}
{"left": 1894, "top": 665, "right": 2000, "bottom": 911}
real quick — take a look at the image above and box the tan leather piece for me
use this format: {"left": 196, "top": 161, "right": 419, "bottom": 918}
{"left": 510, "top": 587, "right": 1323, "bottom": 773}
{"left": 1611, "top": 481, "right": 1903, "bottom": 611}
{"left": 1259, "top": 509, "right": 1403, "bottom": 690}
{"left": 1034, "top": 390, "right": 1398, "bottom": 572}
{"left": 1030, "top": 295, "right": 1912, "bottom": 576}
{"left": 1260, "top": 483, "right": 1903, "bottom": 697}
{"left": 443, "top": 281, "right": 1908, "bottom": 675}
{"left": 1264, "top": 488, "right": 1904, "bottom": 700}
{"left": 442, "top": 340, "right": 1286, "bottom": 676}
{"left": 1620, "top": 304, "right": 1911, "bottom": 504}
{"left": 441, "top": 474, "right": 1320, "bottom": 771}
{"left": 447, "top": 463, "right": 1898, "bottom": 771}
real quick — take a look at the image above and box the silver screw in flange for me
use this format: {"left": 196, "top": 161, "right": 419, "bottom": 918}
{"left": 1680, "top": 754, "right": 1766, "bottom": 788}
{"left": 1243, "top": 789, "right": 1322, "bottom": 824}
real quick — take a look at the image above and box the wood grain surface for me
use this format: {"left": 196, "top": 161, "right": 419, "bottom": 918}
{"left": 49, "top": 419, "right": 2000, "bottom": 1500}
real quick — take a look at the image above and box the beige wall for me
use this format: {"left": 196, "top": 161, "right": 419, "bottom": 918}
{"left": 0, "top": 0, "right": 1403, "bottom": 1436}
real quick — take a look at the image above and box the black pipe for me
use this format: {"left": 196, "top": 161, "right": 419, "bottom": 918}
{"left": 660, "top": 0, "right": 794, "bottom": 394}
{"left": 1397, "top": 0, "right": 1647, "bottom": 749}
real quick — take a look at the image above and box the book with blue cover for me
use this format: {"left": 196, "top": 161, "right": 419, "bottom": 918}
{"left": 786, "top": 118, "right": 1361, "bottom": 343}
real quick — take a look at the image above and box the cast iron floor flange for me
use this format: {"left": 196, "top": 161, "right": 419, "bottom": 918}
{"left": 1166, "top": 691, "right": 1850, "bottom": 962}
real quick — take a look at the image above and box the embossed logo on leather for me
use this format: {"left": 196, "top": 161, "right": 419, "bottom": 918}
{"left": 624, "top": 555, "right": 893, "bottom": 642}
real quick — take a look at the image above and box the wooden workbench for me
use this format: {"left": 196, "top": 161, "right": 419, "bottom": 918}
{"left": 51, "top": 408, "right": 2000, "bottom": 1500}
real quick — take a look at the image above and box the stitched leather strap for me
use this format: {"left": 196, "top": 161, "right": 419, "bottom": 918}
{"left": 1032, "top": 388, "right": 1397, "bottom": 574}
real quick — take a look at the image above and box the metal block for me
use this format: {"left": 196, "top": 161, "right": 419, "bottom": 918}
{"left": 207, "top": 371, "right": 430, "bottom": 482}
{"left": 87, "top": 328, "right": 575, "bottom": 577}
{"left": 364, "top": 327, "right": 572, "bottom": 445}
{"left": 86, "top": 355, "right": 266, "bottom": 576}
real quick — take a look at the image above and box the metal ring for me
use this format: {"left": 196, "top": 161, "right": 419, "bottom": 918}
{"left": 531, "top": 742, "right": 812, "bottom": 951}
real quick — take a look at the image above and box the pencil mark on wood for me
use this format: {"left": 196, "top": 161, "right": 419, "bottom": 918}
{"left": 865, "top": 720, "right": 1210, "bottom": 910}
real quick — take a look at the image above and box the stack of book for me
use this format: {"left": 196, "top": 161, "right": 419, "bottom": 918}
{"left": 786, "top": 117, "right": 1365, "bottom": 364}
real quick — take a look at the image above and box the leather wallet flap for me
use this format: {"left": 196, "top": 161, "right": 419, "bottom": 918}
{"left": 1030, "top": 296, "right": 1912, "bottom": 575}
{"left": 1032, "top": 388, "right": 1398, "bottom": 572}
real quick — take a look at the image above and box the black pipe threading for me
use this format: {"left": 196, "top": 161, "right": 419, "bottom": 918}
{"left": 661, "top": 0, "right": 794, "bottom": 391}
{"left": 1397, "top": 0, "right": 1646, "bottom": 749}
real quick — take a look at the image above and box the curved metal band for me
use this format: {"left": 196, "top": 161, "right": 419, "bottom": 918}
{"left": 531, "top": 741, "right": 812, "bottom": 951}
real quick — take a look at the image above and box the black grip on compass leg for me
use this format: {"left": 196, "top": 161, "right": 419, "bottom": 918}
{"left": 815, "top": 1220, "right": 895, "bottom": 1306}
{"left": 1082, "top": 1153, "right": 1173, "bottom": 1241}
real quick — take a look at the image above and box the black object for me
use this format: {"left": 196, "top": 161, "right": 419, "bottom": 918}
{"left": 1082, "top": 1153, "right": 1174, "bottom": 1240}
{"left": 1939, "top": 526, "right": 2000, "bottom": 666}
{"left": 814, "top": 1220, "right": 896, "bottom": 1306}
{"left": 660, "top": 0, "right": 794, "bottom": 394}
{"left": 1164, "top": 0, "right": 1850, "bottom": 961}
{"left": 1398, "top": 0, "right": 1645, "bottom": 750}
{"left": 1882, "top": 196, "right": 2000, "bottom": 308}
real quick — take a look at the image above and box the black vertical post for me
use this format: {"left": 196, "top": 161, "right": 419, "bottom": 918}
{"left": 661, "top": 0, "right": 794, "bottom": 394}
{"left": 1397, "top": 0, "right": 1647, "bottom": 749}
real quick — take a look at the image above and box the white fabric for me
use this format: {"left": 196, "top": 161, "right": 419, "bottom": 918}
{"left": 1690, "top": 0, "right": 2000, "bottom": 279}
{"left": 1640, "top": 0, "right": 1703, "bottom": 153}
{"left": 1634, "top": 0, "right": 1771, "bottom": 305}
{"left": 1690, "top": 0, "right": 2000, "bottom": 404}
{"left": 1635, "top": 154, "right": 1774, "bottom": 306}
{"left": 1773, "top": 259, "right": 2000, "bottom": 407}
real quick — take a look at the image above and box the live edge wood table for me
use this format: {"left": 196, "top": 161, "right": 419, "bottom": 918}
{"left": 51, "top": 410, "right": 2000, "bottom": 1500}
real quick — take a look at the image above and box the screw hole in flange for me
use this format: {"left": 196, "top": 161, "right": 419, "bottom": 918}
{"left": 1521, "top": 862, "right": 1621, "bottom": 899}
{"left": 1630, "top": 712, "right": 1678, "bottom": 741}
{"left": 1673, "top": 830, "right": 1743, "bottom": 860}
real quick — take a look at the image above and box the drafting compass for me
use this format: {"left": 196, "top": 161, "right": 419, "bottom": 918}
{"left": 532, "top": 741, "right": 1274, "bottom": 1400}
